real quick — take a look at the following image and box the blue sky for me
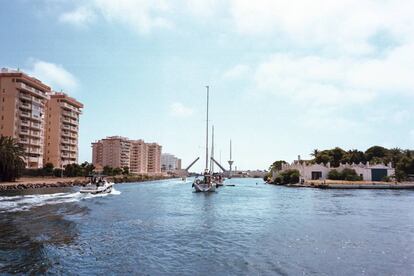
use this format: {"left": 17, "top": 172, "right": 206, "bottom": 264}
{"left": 1, "top": 0, "right": 414, "bottom": 171}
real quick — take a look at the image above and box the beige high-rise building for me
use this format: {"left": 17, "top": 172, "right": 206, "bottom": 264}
{"left": 92, "top": 136, "right": 131, "bottom": 168}
{"left": 44, "top": 93, "right": 83, "bottom": 168}
{"left": 91, "top": 137, "right": 162, "bottom": 174}
{"left": 0, "top": 68, "right": 83, "bottom": 169}
{"left": 130, "top": 139, "right": 148, "bottom": 174}
{"left": 91, "top": 141, "right": 103, "bottom": 166}
{"left": 147, "top": 143, "right": 162, "bottom": 173}
{"left": 0, "top": 68, "right": 50, "bottom": 168}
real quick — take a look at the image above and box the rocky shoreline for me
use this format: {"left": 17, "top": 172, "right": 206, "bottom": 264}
{"left": 0, "top": 175, "right": 174, "bottom": 192}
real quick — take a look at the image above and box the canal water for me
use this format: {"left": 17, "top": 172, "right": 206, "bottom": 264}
{"left": 0, "top": 178, "right": 413, "bottom": 275}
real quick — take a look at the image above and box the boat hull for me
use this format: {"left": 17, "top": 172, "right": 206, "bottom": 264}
{"left": 80, "top": 183, "right": 113, "bottom": 194}
{"left": 193, "top": 183, "right": 216, "bottom": 192}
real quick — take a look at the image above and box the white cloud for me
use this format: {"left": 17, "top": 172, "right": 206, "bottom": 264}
{"left": 170, "top": 102, "right": 194, "bottom": 117}
{"left": 59, "top": 6, "right": 96, "bottom": 26}
{"left": 56, "top": 0, "right": 173, "bottom": 34}
{"left": 228, "top": 0, "right": 414, "bottom": 55}
{"left": 93, "top": 0, "right": 172, "bottom": 34}
{"left": 26, "top": 60, "right": 78, "bottom": 91}
{"left": 223, "top": 64, "right": 250, "bottom": 79}
{"left": 251, "top": 42, "right": 414, "bottom": 107}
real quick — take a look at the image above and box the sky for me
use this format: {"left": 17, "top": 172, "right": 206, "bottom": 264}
{"left": 1, "top": 0, "right": 414, "bottom": 171}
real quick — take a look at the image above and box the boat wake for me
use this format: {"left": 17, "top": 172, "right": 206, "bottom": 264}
{"left": 0, "top": 187, "right": 121, "bottom": 213}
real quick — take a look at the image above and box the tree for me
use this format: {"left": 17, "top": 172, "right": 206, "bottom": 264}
{"left": 103, "top": 166, "right": 113, "bottom": 176}
{"left": 365, "top": 146, "right": 388, "bottom": 161}
{"left": 269, "top": 160, "right": 287, "bottom": 172}
{"left": 43, "top": 163, "right": 54, "bottom": 176}
{"left": 64, "top": 163, "right": 83, "bottom": 177}
{"left": 113, "top": 167, "right": 123, "bottom": 176}
{"left": 80, "top": 161, "right": 95, "bottom": 176}
{"left": 0, "top": 136, "right": 26, "bottom": 182}
{"left": 310, "top": 149, "right": 319, "bottom": 157}
{"left": 122, "top": 166, "right": 129, "bottom": 175}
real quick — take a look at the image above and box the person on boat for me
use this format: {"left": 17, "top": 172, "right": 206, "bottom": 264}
{"left": 97, "top": 177, "right": 103, "bottom": 187}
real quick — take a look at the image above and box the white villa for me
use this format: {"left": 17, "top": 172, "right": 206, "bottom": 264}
{"left": 275, "top": 161, "right": 395, "bottom": 182}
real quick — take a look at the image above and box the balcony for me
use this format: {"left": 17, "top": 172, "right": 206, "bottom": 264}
{"left": 62, "top": 124, "right": 71, "bottom": 130}
{"left": 61, "top": 139, "right": 70, "bottom": 145}
{"left": 62, "top": 131, "right": 71, "bottom": 138}
{"left": 21, "top": 120, "right": 30, "bottom": 127}
{"left": 70, "top": 126, "right": 77, "bottom": 132}
{"left": 62, "top": 103, "right": 81, "bottom": 113}
{"left": 32, "top": 97, "right": 42, "bottom": 104}
{"left": 20, "top": 102, "right": 31, "bottom": 110}
{"left": 63, "top": 110, "right": 78, "bottom": 119}
{"left": 31, "top": 114, "right": 42, "bottom": 122}
{"left": 18, "top": 82, "right": 49, "bottom": 99}
{"left": 20, "top": 111, "right": 30, "bottom": 119}
{"left": 19, "top": 138, "right": 29, "bottom": 144}
{"left": 19, "top": 93, "right": 32, "bottom": 101}
{"left": 20, "top": 128, "right": 30, "bottom": 135}
{"left": 31, "top": 123, "right": 41, "bottom": 130}
{"left": 30, "top": 139, "right": 41, "bottom": 146}
{"left": 61, "top": 152, "right": 70, "bottom": 158}
{"left": 70, "top": 133, "right": 77, "bottom": 138}
{"left": 31, "top": 131, "right": 41, "bottom": 138}
{"left": 61, "top": 145, "right": 70, "bottom": 151}
{"left": 30, "top": 148, "right": 40, "bottom": 154}
{"left": 70, "top": 153, "right": 77, "bottom": 159}
{"left": 28, "top": 157, "right": 40, "bottom": 162}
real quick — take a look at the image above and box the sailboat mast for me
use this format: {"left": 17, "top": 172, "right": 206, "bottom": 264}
{"left": 205, "top": 86, "right": 209, "bottom": 171}
{"left": 210, "top": 125, "right": 215, "bottom": 172}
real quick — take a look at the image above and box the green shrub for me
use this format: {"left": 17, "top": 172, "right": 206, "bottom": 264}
{"left": 273, "top": 169, "right": 300, "bottom": 184}
{"left": 328, "top": 169, "right": 341, "bottom": 180}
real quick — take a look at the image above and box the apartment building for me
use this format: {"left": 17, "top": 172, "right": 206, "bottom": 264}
{"left": 0, "top": 68, "right": 50, "bottom": 168}
{"left": 92, "top": 136, "right": 131, "bottom": 168}
{"left": 91, "top": 141, "right": 103, "bottom": 166}
{"left": 130, "top": 139, "right": 148, "bottom": 174}
{"left": 0, "top": 68, "right": 83, "bottom": 169}
{"left": 44, "top": 93, "right": 83, "bottom": 168}
{"left": 147, "top": 143, "right": 162, "bottom": 173}
{"left": 161, "top": 153, "right": 182, "bottom": 172}
{"left": 91, "top": 137, "right": 162, "bottom": 174}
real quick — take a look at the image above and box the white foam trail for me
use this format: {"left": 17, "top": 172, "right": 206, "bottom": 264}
{"left": 0, "top": 186, "right": 121, "bottom": 213}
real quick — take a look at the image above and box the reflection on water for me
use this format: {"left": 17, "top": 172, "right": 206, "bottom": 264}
{"left": 0, "top": 203, "right": 88, "bottom": 274}
{"left": 0, "top": 179, "right": 413, "bottom": 275}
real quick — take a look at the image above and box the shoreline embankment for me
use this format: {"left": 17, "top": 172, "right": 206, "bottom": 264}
{"left": 270, "top": 180, "right": 414, "bottom": 189}
{"left": 0, "top": 175, "right": 174, "bottom": 192}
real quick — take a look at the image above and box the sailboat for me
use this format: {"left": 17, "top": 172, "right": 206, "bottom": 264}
{"left": 193, "top": 86, "right": 216, "bottom": 192}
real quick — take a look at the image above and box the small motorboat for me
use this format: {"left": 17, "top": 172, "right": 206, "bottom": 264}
{"left": 80, "top": 176, "right": 114, "bottom": 194}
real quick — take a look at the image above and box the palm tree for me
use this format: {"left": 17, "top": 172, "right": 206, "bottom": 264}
{"left": 310, "top": 149, "right": 319, "bottom": 158}
{"left": 0, "top": 136, "right": 26, "bottom": 182}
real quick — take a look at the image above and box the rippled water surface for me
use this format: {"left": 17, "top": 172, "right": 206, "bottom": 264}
{"left": 1, "top": 178, "right": 413, "bottom": 275}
